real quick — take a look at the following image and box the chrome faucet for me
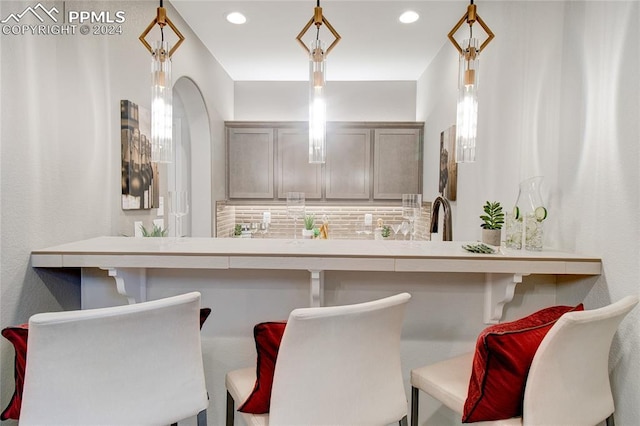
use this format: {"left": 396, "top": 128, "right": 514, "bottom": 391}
{"left": 430, "top": 195, "right": 453, "bottom": 241}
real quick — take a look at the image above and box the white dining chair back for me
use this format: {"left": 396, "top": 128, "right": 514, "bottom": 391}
{"left": 226, "top": 292, "right": 411, "bottom": 426}
{"left": 20, "top": 292, "right": 208, "bottom": 426}
{"left": 522, "top": 295, "right": 638, "bottom": 425}
{"left": 409, "top": 295, "right": 638, "bottom": 426}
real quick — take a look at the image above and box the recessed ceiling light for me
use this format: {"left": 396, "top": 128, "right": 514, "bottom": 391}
{"left": 226, "top": 12, "right": 247, "bottom": 25}
{"left": 399, "top": 11, "right": 419, "bottom": 24}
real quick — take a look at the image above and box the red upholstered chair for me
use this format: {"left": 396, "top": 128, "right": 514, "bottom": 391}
{"left": 410, "top": 296, "right": 638, "bottom": 426}
{"left": 19, "top": 292, "right": 208, "bottom": 426}
{"left": 226, "top": 293, "right": 411, "bottom": 426}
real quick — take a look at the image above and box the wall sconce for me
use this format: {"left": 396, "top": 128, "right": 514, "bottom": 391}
{"left": 448, "top": 0, "right": 494, "bottom": 163}
{"left": 296, "top": 0, "right": 341, "bottom": 164}
{"left": 139, "top": 0, "right": 185, "bottom": 163}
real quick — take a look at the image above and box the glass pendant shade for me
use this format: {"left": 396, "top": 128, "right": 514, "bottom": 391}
{"left": 151, "top": 40, "right": 173, "bottom": 163}
{"left": 309, "top": 39, "right": 327, "bottom": 164}
{"left": 455, "top": 38, "right": 479, "bottom": 163}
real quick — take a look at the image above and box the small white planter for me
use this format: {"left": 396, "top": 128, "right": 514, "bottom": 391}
{"left": 302, "top": 229, "right": 314, "bottom": 239}
{"left": 482, "top": 229, "right": 502, "bottom": 246}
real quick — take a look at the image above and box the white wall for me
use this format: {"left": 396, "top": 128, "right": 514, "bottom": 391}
{"left": 557, "top": 2, "right": 639, "bottom": 423}
{"left": 235, "top": 80, "right": 416, "bottom": 121}
{"left": 0, "top": 0, "right": 233, "bottom": 417}
{"left": 415, "top": 41, "right": 458, "bottom": 228}
{"left": 417, "top": 1, "right": 639, "bottom": 423}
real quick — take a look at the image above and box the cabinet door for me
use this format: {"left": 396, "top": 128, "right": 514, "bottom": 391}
{"left": 373, "top": 128, "right": 421, "bottom": 199}
{"left": 276, "top": 128, "right": 322, "bottom": 199}
{"left": 228, "top": 128, "right": 274, "bottom": 199}
{"left": 326, "top": 129, "right": 371, "bottom": 199}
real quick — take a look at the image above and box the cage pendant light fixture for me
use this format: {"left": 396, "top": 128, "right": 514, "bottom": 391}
{"left": 296, "top": 1, "right": 341, "bottom": 164}
{"left": 448, "top": 0, "right": 494, "bottom": 163}
{"left": 139, "top": 0, "right": 185, "bottom": 163}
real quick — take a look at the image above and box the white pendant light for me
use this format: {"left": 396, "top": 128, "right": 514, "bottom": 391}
{"left": 456, "top": 37, "right": 479, "bottom": 163}
{"left": 139, "top": 0, "right": 185, "bottom": 163}
{"left": 296, "top": 1, "right": 341, "bottom": 164}
{"left": 448, "top": 0, "right": 494, "bottom": 163}
{"left": 150, "top": 40, "right": 173, "bottom": 163}
{"left": 309, "top": 39, "right": 327, "bottom": 163}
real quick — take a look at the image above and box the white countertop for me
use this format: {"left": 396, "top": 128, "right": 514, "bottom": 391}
{"left": 31, "top": 236, "right": 602, "bottom": 275}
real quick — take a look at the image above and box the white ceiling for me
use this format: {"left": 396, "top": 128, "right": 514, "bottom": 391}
{"left": 171, "top": 0, "right": 468, "bottom": 81}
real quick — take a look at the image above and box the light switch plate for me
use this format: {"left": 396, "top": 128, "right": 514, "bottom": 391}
{"left": 157, "top": 196, "right": 164, "bottom": 216}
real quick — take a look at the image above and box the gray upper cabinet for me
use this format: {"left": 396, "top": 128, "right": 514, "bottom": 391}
{"left": 326, "top": 128, "right": 371, "bottom": 199}
{"left": 225, "top": 122, "right": 422, "bottom": 201}
{"left": 373, "top": 128, "right": 421, "bottom": 199}
{"left": 227, "top": 127, "right": 274, "bottom": 199}
{"left": 277, "top": 128, "right": 322, "bottom": 199}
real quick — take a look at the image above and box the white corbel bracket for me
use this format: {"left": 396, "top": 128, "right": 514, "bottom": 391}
{"left": 484, "top": 273, "right": 530, "bottom": 324}
{"left": 309, "top": 269, "right": 325, "bottom": 307}
{"left": 100, "top": 267, "right": 147, "bottom": 304}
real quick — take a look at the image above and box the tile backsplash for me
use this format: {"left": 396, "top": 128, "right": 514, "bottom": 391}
{"left": 216, "top": 201, "right": 431, "bottom": 241}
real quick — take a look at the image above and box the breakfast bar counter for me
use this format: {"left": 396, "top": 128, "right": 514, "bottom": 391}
{"left": 31, "top": 236, "right": 601, "bottom": 274}
{"left": 32, "top": 236, "right": 601, "bottom": 324}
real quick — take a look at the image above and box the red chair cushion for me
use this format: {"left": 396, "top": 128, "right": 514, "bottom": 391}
{"left": 0, "top": 308, "right": 211, "bottom": 420}
{"left": 462, "top": 304, "right": 584, "bottom": 423}
{"left": 238, "top": 321, "right": 287, "bottom": 414}
{"left": 1, "top": 324, "right": 29, "bottom": 420}
{"left": 199, "top": 308, "right": 212, "bottom": 329}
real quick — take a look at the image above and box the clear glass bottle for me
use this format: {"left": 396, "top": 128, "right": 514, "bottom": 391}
{"left": 509, "top": 176, "right": 546, "bottom": 251}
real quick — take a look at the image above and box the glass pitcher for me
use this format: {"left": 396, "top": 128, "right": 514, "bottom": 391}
{"left": 507, "top": 176, "right": 547, "bottom": 251}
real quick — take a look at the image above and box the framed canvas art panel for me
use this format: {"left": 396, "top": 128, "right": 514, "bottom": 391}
{"left": 121, "top": 100, "right": 159, "bottom": 210}
{"left": 439, "top": 125, "right": 458, "bottom": 201}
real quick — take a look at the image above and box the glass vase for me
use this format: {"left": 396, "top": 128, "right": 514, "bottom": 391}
{"left": 509, "top": 176, "right": 546, "bottom": 251}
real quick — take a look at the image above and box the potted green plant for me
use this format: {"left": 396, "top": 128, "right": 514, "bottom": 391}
{"left": 480, "top": 201, "right": 504, "bottom": 246}
{"left": 302, "top": 214, "right": 315, "bottom": 239}
{"left": 381, "top": 225, "right": 391, "bottom": 239}
{"left": 140, "top": 224, "right": 168, "bottom": 237}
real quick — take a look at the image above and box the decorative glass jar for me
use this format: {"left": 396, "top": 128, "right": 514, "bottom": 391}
{"left": 507, "top": 176, "right": 547, "bottom": 251}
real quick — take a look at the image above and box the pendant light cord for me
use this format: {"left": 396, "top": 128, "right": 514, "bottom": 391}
{"left": 159, "top": 0, "right": 165, "bottom": 41}
{"left": 468, "top": 0, "right": 474, "bottom": 39}
{"left": 316, "top": 0, "right": 321, "bottom": 41}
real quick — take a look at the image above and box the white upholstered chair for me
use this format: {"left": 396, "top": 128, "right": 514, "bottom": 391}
{"left": 410, "top": 295, "right": 638, "bottom": 426}
{"left": 20, "top": 292, "right": 209, "bottom": 426}
{"left": 226, "top": 292, "right": 412, "bottom": 426}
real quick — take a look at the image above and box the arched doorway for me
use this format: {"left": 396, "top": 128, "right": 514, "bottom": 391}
{"left": 170, "top": 77, "right": 212, "bottom": 237}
